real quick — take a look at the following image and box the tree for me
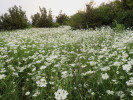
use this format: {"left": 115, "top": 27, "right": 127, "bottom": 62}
{"left": 115, "top": 0, "right": 133, "bottom": 11}
{"left": 47, "top": 9, "right": 53, "bottom": 27}
{"left": 69, "top": 11, "right": 85, "bottom": 29}
{"left": 56, "top": 10, "right": 69, "bottom": 25}
{"left": 31, "top": 13, "right": 40, "bottom": 26}
{"left": 0, "top": 5, "right": 28, "bottom": 30}
{"left": 31, "top": 7, "right": 53, "bottom": 28}
{"left": 0, "top": 17, "right": 2, "bottom": 30}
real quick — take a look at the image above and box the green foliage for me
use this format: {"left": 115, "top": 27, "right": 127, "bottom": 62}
{"left": 69, "top": 0, "right": 133, "bottom": 29}
{"left": 31, "top": 13, "right": 40, "bottom": 26}
{"left": 53, "top": 23, "right": 60, "bottom": 27}
{"left": 112, "top": 20, "right": 125, "bottom": 32}
{"left": 0, "top": 5, "right": 29, "bottom": 31}
{"left": 56, "top": 11, "right": 69, "bottom": 25}
{"left": 113, "top": 11, "right": 133, "bottom": 29}
{"left": 31, "top": 7, "right": 53, "bottom": 28}
{"left": 85, "top": 5, "right": 103, "bottom": 28}
{"left": 115, "top": 0, "right": 133, "bottom": 11}
{"left": 69, "top": 11, "right": 85, "bottom": 29}
{"left": 97, "top": 3, "right": 115, "bottom": 26}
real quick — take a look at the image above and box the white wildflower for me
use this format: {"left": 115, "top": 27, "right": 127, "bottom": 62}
{"left": 100, "top": 67, "right": 110, "bottom": 71}
{"left": 33, "top": 90, "right": 40, "bottom": 97}
{"left": 122, "top": 64, "right": 132, "bottom": 72}
{"left": 106, "top": 90, "right": 114, "bottom": 95}
{"left": 25, "top": 91, "right": 30, "bottom": 95}
{"left": 130, "top": 90, "right": 133, "bottom": 96}
{"left": 117, "top": 91, "right": 125, "bottom": 99}
{"left": 90, "top": 61, "right": 96, "bottom": 66}
{"left": 114, "top": 61, "right": 121, "bottom": 67}
{"left": 126, "top": 77, "right": 133, "bottom": 86}
{"left": 36, "top": 77, "right": 47, "bottom": 87}
{"left": 101, "top": 73, "right": 109, "bottom": 80}
{"left": 0, "top": 74, "right": 6, "bottom": 80}
{"left": 61, "top": 71, "right": 68, "bottom": 78}
{"left": 40, "top": 65, "right": 47, "bottom": 70}
{"left": 54, "top": 88, "right": 68, "bottom": 100}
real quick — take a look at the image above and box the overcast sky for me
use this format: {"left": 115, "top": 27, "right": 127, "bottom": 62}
{"left": 0, "top": 0, "right": 114, "bottom": 20}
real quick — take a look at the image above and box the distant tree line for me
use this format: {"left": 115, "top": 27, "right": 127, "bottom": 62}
{"left": 0, "top": 0, "right": 133, "bottom": 31}
{"left": 31, "top": 8, "right": 69, "bottom": 28}
{"left": 69, "top": 0, "right": 133, "bottom": 29}
{"left": 0, "top": 5, "right": 69, "bottom": 31}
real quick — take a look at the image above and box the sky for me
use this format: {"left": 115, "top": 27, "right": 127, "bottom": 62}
{"left": 0, "top": 0, "right": 114, "bottom": 20}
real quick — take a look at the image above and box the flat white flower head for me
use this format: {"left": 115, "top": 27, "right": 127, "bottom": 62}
{"left": 130, "top": 90, "right": 133, "bottom": 96}
{"left": 54, "top": 88, "right": 69, "bottom": 100}
{"left": 40, "top": 65, "right": 47, "bottom": 70}
{"left": 106, "top": 90, "right": 114, "bottom": 95}
{"left": 122, "top": 64, "right": 132, "bottom": 72}
{"left": 101, "top": 73, "right": 109, "bottom": 80}
{"left": 25, "top": 91, "right": 30, "bottom": 95}
{"left": 36, "top": 77, "right": 47, "bottom": 87}
{"left": 0, "top": 74, "right": 6, "bottom": 80}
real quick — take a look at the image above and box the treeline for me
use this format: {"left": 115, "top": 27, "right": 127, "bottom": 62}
{"left": 0, "top": 0, "right": 133, "bottom": 31}
{"left": 69, "top": 0, "right": 133, "bottom": 29}
{"left": 31, "top": 8, "right": 69, "bottom": 28}
{"left": 0, "top": 6, "right": 69, "bottom": 31}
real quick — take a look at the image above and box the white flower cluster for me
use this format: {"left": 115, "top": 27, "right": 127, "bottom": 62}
{"left": 54, "top": 88, "right": 69, "bottom": 100}
{"left": 0, "top": 74, "right": 6, "bottom": 80}
{"left": 33, "top": 90, "right": 40, "bottom": 97}
{"left": 106, "top": 90, "right": 114, "bottom": 95}
{"left": 101, "top": 73, "right": 109, "bottom": 80}
{"left": 122, "top": 64, "right": 132, "bottom": 72}
{"left": 36, "top": 77, "right": 47, "bottom": 87}
{"left": 126, "top": 77, "right": 133, "bottom": 86}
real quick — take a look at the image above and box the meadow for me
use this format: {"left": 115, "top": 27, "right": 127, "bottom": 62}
{"left": 0, "top": 26, "right": 133, "bottom": 100}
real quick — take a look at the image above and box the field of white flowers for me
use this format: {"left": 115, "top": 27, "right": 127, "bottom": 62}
{"left": 0, "top": 26, "right": 133, "bottom": 100}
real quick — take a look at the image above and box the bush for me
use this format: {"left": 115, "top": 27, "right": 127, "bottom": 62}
{"left": 0, "top": 5, "right": 28, "bottom": 31}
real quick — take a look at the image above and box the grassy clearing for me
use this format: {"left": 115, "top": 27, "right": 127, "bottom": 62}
{"left": 0, "top": 26, "right": 133, "bottom": 100}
